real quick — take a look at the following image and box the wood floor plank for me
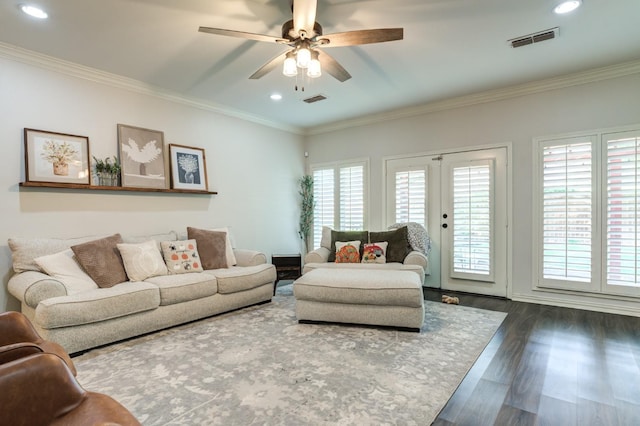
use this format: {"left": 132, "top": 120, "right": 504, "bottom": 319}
{"left": 536, "top": 395, "right": 577, "bottom": 426}
{"left": 449, "top": 378, "right": 508, "bottom": 426}
{"left": 493, "top": 404, "right": 537, "bottom": 426}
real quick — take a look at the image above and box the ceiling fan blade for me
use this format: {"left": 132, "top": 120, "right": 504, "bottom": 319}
{"left": 317, "top": 51, "right": 351, "bottom": 82}
{"left": 249, "top": 52, "right": 287, "bottom": 79}
{"left": 292, "top": 0, "right": 317, "bottom": 37}
{"left": 319, "top": 28, "right": 403, "bottom": 47}
{"left": 199, "top": 26, "right": 285, "bottom": 44}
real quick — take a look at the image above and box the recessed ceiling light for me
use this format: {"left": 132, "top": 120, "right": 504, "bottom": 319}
{"left": 554, "top": 0, "right": 582, "bottom": 14}
{"left": 270, "top": 93, "right": 283, "bottom": 101}
{"left": 21, "top": 5, "right": 48, "bottom": 19}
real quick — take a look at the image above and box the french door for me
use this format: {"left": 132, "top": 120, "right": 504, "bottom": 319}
{"left": 436, "top": 148, "right": 508, "bottom": 297}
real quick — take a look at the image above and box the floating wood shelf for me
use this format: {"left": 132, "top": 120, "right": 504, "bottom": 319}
{"left": 19, "top": 181, "right": 217, "bottom": 195}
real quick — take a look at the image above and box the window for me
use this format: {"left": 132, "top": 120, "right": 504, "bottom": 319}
{"left": 534, "top": 126, "right": 640, "bottom": 296}
{"left": 311, "top": 160, "right": 368, "bottom": 249}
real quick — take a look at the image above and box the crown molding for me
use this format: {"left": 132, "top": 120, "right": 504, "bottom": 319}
{"left": 0, "top": 42, "right": 303, "bottom": 135}
{"left": 305, "top": 59, "right": 640, "bottom": 136}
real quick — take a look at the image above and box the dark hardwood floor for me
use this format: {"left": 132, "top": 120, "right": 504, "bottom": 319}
{"left": 424, "top": 289, "right": 640, "bottom": 426}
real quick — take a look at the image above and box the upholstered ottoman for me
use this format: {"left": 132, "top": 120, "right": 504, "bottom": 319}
{"left": 293, "top": 268, "right": 425, "bottom": 331}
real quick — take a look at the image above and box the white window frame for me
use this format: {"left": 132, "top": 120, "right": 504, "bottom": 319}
{"left": 533, "top": 124, "right": 640, "bottom": 298}
{"left": 310, "top": 158, "right": 369, "bottom": 249}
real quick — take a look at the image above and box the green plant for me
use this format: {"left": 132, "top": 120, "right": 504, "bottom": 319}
{"left": 93, "top": 156, "right": 121, "bottom": 175}
{"left": 298, "top": 175, "right": 315, "bottom": 250}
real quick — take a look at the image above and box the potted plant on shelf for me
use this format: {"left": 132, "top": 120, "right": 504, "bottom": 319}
{"left": 93, "top": 156, "right": 121, "bottom": 186}
{"left": 298, "top": 175, "right": 314, "bottom": 253}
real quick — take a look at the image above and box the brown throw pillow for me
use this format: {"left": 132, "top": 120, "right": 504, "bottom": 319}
{"left": 369, "top": 226, "right": 412, "bottom": 263}
{"left": 71, "top": 234, "right": 128, "bottom": 288}
{"left": 187, "top": 227, "right": 228, "bottom": 270}
{"left": 328, "top": 230, "right": 369, "bottom": 262}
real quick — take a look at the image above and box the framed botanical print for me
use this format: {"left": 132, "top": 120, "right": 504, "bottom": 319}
{"left": 117, "top": 124, "right": 167, "bottom": 189}
{"left": 24, "top": 128, "right": 90, "bottom": 185}
{"left": 169, "top": 144, "right": 208, "bottom": 191}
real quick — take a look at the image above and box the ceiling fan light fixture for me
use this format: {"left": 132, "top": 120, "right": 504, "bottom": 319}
{"left": 554, "top": 0, "right": 582, "bottom": 14}
{"left": 20, "top": 4, "right": 48, "bottom": 19}
{"left": 307, "top": 50, "right": 321, "bottom": 78}
{"left": 283, "top": 52, "right": 298, "bottom": 77}
{"left": 296, "top": 47, "right": 311, "bottom": 69}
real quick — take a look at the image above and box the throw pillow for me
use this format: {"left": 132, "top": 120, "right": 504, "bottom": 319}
{"left": 71, "top": 234, "right": 128, "bottom": 288}
{"left": 329, "top": 230, "right": 368, "bottom": 262}
{"left": 117, "top": 240, "right": 168, "bottom": 281}
{"left": 186, "top": 227, "right": 228, "bottom": 270}
{"left": 210, "top": 227, "right": 237, "bottom": 267}
{"left": 335, "top": 240, "right": 361, "bottom": 263}
{"left": 369, "top": 226, "right": 412, "bottom": 263}
{"left": 361, "top": 242, "right": 388, "bottom": 264}
{"left": 34, "top": 249, "right": 98, "bottom": 294}
{"left": 160, "top": 240, "right": 204, "bottom": 274}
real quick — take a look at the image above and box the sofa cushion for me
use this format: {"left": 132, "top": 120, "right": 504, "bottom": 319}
{"left": 117, "top": 240, "right": 168, "bottom": 281}
{"left": 34, "top": 282, "right": 160, "bottom": 329}
{"left": 328, "top": 230, "right": 368, "bottom": 262}
{"left": 187, "top": 227, "right": 227, "bottom": 270}
{"left": 144, "top": 273, "right": 218, "bottom": 305}
{"left": 369, "top": 226, "right": 412, "bottom": 263}
{"left": 160, "top": 240, "right": 204, "bottom": 274}
{"left": 121, "top": 231, "right": 178, "bottom": 250}
{"left": 71, "top": 234, "right": 128, "bottom": 288}
{"left": 9, "top": 235, "right": 107, "bottom": 273}
{"left": 206, "top": 264, "right": 276, "bottom": 294}
{"left": 34, "top": 249, "right": 98, "bottom": 295}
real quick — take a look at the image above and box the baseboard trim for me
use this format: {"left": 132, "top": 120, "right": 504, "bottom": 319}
{"left": 511, "top": 293, "right": 640, "bottom": 317}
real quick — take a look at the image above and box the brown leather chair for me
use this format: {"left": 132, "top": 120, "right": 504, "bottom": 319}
{"left": 0, "top": 353, "right": 141, "bottom": 426}
{"left": 0, "top": 311, "right": 76, "bottom": 375}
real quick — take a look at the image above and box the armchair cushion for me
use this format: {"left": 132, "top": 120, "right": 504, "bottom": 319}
{"left": 0, "top": 353, "right": 140, "bottom": 426}
{"left": 370, "top": 226, "right": 412, "bottom": 263}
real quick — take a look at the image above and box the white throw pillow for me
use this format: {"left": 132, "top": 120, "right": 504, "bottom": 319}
{"left": 362, "top": 242, "right": 388, "bottom": 264}
{"left": 117, "top": 240, "right": 168, "bottom": 281}
{"left": 34, "top": 249, "right": 98, "bottom": 294}
{"left": 334, "top": 240, "right": 362, "bottom": 263}
{"left": 321, "top": 226, "right": 332, "bottom": 249}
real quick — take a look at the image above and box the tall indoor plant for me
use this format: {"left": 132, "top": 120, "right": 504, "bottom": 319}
{"left": 298, "top": 175, "right": 314, "bottom": 253}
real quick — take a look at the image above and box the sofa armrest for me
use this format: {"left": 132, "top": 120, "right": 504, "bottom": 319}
{"left": 403, "top": 250, "right": 428, "bottom": 273}
{"left": 233, "top": 249, "right": 267, "bottom": 267}
{"left": 8, "top": 271, "right": 68, "bottom": 309}
{"left": 304, "top": 247, "right": 330, "bottom": 264}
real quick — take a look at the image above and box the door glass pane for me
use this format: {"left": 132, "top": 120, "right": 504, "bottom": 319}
{"left": 395, "top": 169, "right": 426, "bottom": 227}
{"left": 452, "top": 164, "right": 491, "bottom": 276}
{"left": 606, "top": 136, "right": 640, "bottom": 287}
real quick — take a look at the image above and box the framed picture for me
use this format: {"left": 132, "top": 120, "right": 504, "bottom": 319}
{"left": 24, "top": 128, "right": 90, "bottom": 185}
{"left": 169, "top": 144, "right": 208, "bottom": 191}
{"left": 117, "top": 124, "right": 167, "bottom": 189}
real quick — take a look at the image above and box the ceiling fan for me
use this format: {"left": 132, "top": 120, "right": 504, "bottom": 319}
{"left": 199, "top": 0, "right": 403, "bottom": 82}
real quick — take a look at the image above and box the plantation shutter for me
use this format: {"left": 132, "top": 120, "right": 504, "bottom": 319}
{"left": 606, "top": 133, "right": 640, "bottom": 287}
{"left": 395, "top": 169, "right": 426, "bottom": 227}
{"left": 451, "top": 161, "right": 493, "bottom": 279}
{"left": 312, "top": 168, "right": 334, "bottom": 249}
{"left": 541, "top": 141, "right": 593, "bottom": 283}
{"left": 339, "top": 165, "right": 365, "bottom": 231}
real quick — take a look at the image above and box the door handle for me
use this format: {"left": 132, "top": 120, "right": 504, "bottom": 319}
{"left": 442, "top": 223, "right": 448, "bottom": 229}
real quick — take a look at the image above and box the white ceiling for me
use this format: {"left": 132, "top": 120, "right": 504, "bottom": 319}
{"left": 2, "top": 0, "right": 640, "bottom": 131}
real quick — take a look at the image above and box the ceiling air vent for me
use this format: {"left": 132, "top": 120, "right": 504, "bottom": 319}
{"left": 508, "top": 27, "right": 559, "bottom": 48}
{"left": 303, "top": 94, "right": 327, "bottom": 104}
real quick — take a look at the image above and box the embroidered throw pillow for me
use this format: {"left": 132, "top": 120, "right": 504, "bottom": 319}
{"left": 335, "top": 240, "right": 361, "bottom": 263}
{"left": 71, "top": 234, "right": 128, "bottom": 288}
{"left": 328, "top": 230, "right": 368, "bottom": 262}
{"left": 117, "top": 240, "right": 168, "bottom": 281}
{"left": 160, "top": 239, "right": 204, "bottom": 274}
{"left": 361, "top": 242, "right": 388, "bottom": 264}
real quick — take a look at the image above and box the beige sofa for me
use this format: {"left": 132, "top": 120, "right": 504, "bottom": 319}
{"left": 7, "top": 230, "right": 276, "bottom": 354}
{"left": 303, "top": 226, "right": 429, "bottom": 284}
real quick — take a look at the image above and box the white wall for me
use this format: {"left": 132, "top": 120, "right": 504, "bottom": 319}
{"left": 0, "top": 56, "right": 305, "bottom": 312}
{"left": 305, "top": 71, "right": 640, "bottom": 315}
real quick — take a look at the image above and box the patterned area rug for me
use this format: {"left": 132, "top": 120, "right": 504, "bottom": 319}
{"left": 75, "top": 285, "right": 506, "bottom": 425}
